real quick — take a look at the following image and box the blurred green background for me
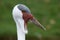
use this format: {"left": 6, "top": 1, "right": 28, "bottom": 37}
{"left": 0, "top": 0, "right": 60, "bottom": 40}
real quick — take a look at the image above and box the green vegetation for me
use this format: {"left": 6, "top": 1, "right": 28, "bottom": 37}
{"left": 0, "top": 0, "right": 60, "bottom": 40}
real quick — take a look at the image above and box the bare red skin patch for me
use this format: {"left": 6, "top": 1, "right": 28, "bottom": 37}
{"left": 22, "top": 12, "right": 33, "bottom": 26}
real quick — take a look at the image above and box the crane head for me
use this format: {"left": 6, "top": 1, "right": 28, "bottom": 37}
{"left": 16, "top": 4, "right": 46, "bottom": 31}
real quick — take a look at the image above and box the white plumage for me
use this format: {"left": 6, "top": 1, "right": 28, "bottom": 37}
{"left": 12, "top": 4, "right": 27, "bottom": 40}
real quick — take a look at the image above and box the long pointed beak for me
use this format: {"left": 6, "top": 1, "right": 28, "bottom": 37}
{"left": 30, "top": 17, "right": 46, "bottom": 31}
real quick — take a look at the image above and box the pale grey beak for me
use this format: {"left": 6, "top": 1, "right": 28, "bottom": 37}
{"left": 30, "top": 17, "right": 46, "bottom": 31}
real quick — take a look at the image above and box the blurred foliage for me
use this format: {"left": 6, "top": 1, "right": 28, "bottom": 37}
{"left": 0, "top": 0, "right": 60, "bottom": 40}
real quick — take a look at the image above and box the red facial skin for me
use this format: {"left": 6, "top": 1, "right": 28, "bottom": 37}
{"left": 22, "top": 12, "right": 46, "bottom": 31}
{"left": 22, "top": 11, "right": 33, "bottom": 27}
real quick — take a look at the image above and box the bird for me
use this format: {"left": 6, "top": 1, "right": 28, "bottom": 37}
{"left": 12, "top": 4, "right": 46, "bottom": 40}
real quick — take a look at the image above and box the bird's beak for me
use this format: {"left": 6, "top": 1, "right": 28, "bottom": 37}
{"left": 30, "top": 17, "right": 46, "bottom": 31}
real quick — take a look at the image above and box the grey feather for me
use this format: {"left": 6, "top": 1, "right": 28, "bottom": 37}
{"left": 17, "top": 4, "right": 31, "bottom": 14}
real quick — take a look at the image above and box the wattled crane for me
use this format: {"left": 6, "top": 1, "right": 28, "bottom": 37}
{"left": 12, "top": 4, "right": 46, "bottom": 40}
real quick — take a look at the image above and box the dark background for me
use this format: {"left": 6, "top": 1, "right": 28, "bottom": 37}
{"left": 0, "top": 0, "right": 60, "bottom": 40}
